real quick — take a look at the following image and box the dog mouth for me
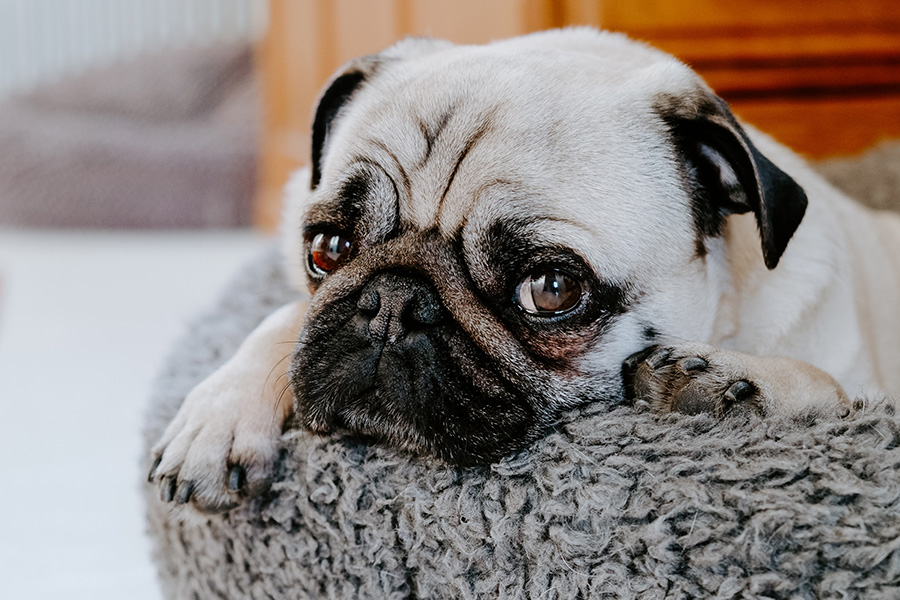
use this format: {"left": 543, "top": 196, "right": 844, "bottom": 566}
{"left": 301, "top": 386, "right": 431, "bottom": 454}
{"left": 292, "top": 337, "right": 544, "bottom": 466}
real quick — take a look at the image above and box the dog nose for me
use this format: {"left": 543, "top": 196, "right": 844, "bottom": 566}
{"left": 356, "top": 272, "right": 444, "bottom": 344}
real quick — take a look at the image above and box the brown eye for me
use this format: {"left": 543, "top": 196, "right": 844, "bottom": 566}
{"left": 309, "top": 232, "right": 352, "bottom": 275}
{"left": 516, "top": 269, "right": 582, "bottom": 315}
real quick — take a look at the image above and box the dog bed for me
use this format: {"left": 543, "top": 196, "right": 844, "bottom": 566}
{"left": 144, "top": 146, "right": 900, "bottom": 599}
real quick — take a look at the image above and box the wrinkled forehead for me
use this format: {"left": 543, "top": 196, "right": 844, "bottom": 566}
{"left": 311, "top": 49, "right": 693, "bottom": 280}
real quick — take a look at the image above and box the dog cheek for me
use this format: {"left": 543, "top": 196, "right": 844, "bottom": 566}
{"left": 526, "top": 332, "right": 597, "bottom": 362}
{"left": 515, "top": 315, "right": 614, "bottom": 364}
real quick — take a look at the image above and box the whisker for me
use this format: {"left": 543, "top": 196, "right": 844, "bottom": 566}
{"left": 263, "top": 352, "right": 294, "bottom": 391}
{"left": 274, "top": 379, "right": 294, "bottom": 425}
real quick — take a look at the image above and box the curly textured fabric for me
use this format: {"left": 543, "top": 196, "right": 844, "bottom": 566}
{"left": 144, "top": 148, "right": 900, "bottom": 599}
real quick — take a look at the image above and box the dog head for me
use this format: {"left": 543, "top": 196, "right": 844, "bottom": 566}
{"left": 285, "top": 29, "right": 807, "bottom": 465}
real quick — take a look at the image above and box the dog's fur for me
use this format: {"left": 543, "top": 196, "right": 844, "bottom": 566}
{"left": 150, "top": 28, "right": 896, "bottom": 513}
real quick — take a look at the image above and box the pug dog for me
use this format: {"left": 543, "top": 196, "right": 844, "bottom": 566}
{"left": 149, "top": 28, "right": 897, "bottom": 514}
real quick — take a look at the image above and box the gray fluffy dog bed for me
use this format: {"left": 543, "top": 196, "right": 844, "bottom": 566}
{"left": 144, "top": 145, "right": 900, "bottom": 599}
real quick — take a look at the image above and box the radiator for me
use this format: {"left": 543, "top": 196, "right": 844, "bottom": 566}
{"left": 0, "top": 0, "right": 266, "bottom": 98}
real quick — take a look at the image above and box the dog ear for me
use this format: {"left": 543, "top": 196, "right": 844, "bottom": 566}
{"left": 310, "top": 59, "right": 375, "bottom": 190}
{"left": 310, "top": 38, "right": 454, "bottom": 190}
{"left": 660, "top": 93, "right": 808, "bottom": 270}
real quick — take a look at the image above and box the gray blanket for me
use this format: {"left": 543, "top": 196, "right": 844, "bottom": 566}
{"left": 144, "top": 145, "right": 900, "bottom": 599}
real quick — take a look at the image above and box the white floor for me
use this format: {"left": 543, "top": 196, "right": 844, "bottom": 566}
{"left": 0, "top": 229, "right": 273, "bottom": 600}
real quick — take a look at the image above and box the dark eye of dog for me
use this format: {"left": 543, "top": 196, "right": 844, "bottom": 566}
{"left": 309, "top": 232, "right": 352, "bottom": 275}
{"left": 516, "top": 269, "right": 582, "bottom": 315}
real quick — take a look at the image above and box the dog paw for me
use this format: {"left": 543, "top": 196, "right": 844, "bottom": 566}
{"left": 622, "top": 342, "right": 849, "bottom": 418}
{"left": 147, "top": 369, "right": 284, "bottom": 513}
{"left": 622, "top": 343, "right": 764, "bottom": 417}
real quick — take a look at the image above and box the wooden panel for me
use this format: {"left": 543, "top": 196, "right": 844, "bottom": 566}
{"left": 332, "top": 0, "right": 404, "bottom": 59}
{"left": 641, "top": 30, "right": 900, "bottom": 99}
{"left": 407, "top": 0, "right": 536, "bottom": 43}
{"left": 601, "top": 0, "right": 900, "bottom": 32}
{"left": 706, "top": 64, "right": 900, "bottom": 99}
{"left": 556, "top": 0, "right": 600, "bottom": 27}
{"left": 652, "top": 29, "right": 900, "bottom": 62}
{"left": 733, "top": 95, "right": 900, "bottom": 159}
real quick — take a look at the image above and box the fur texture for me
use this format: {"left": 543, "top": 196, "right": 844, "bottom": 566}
{"left": 145, "top": 140, "right": 900, "bottom": 597}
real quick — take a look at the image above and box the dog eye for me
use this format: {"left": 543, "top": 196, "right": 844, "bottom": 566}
{"left": 516, "top": 269, "right": 582, "bottom": 315}
{"left": 309, "top": 232, "right": 352, "bottom": 275}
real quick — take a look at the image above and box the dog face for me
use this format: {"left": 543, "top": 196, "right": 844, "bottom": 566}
{"left": 285, "top": 29, "right": 807, "bottom": 465}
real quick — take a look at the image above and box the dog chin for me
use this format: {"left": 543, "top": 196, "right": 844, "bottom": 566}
{"left": 292, "top": 349, "right": 545, "bottom": 466}
{"left": 294, "top": 371, "right": 549, "bottom": 464}
{"left": 295, "top": 392, "right": 538, "bottom": 466}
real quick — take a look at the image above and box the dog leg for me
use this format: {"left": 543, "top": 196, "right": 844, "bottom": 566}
{"left": 148, "top": 301, "right": 305, "bottom": 513}
{"left": 623, "top": 342, "right": 850, "bottom": 418}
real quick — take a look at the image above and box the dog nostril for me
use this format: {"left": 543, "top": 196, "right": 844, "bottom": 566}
{"left": 356, "top": 273, "right": 444, "bottom": 343}
{"left": 357, "top": 290, "right": 380, "bottom": 316}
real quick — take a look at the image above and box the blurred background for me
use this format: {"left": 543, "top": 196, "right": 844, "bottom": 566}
{"left": 0, "top": 1, "right": 897, "bottom": 598}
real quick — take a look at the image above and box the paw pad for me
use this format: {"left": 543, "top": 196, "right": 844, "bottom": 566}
{"left": 623, "top": 344, "right": 763, "bottom": 418}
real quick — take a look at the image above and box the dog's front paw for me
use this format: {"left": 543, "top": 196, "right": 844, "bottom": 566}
{"left": 147, "top": 369, "right": 284, "bottom": 513}
{"left": 622, "top": 343, "right": 849, "bottom": 418}
{"left": 623, "top": 343, "right": 764, "bottom": 417}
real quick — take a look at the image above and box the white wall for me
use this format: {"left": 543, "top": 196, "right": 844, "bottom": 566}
{"left": 0, "top": 0, "right": 267, "bottom": 98}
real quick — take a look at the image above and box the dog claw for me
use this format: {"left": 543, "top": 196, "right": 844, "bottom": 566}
{"left": 147, "top": 455, "right": 162, "bottom": 482}
{"left": 228, "top": 465, "right": 246, "bottom": 492}
{"left": 677, "top": 356, "right": 708, "bottom": 375}
{"left": 623, "top": 345, "right": 658, "bottom": 373}
{"left": 175, "top": 481, "right": 193, "bottom": 505}
{"left": 160, "top": 476, "right": 177, "bottom": 503}
{"left": 724, "top": 380, "right": 755, "bottom": 405}
{"left": 646, "top": 347, "right": 673, "bottom": 369}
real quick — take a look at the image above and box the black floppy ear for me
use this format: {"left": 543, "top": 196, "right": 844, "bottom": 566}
{"left": 310, "top": 60, "right": 375, "bottom": 190}
{"left": 660, "top": 94, "right": 808, "bottom": 269}
{"left": 310, "top": 37, "right": 454, "bottom": 190}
